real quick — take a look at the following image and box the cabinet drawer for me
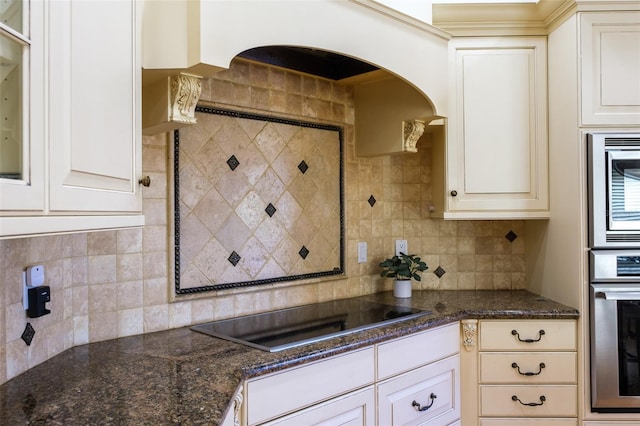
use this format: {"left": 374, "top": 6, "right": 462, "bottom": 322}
{"left": 378, "top": 355, "right": 460, "bottom": 426}
{"left": 246, "top": 347, "right": 374, "bottom": 425}
{"left": 262, "top": 386, "right": 375, "bottom": 426}
{"left": 480, "top": 320, "right": 576, "bottom": 351}
{"left": 481, "top": 419, "right": 577, "bottom": 426}
{"left": 479, "top": 352, "right": 576, "bottom": 384}
{"left": 377, "top": 322, "right": 459, "bottom": 380}
{"left": 480, "top": 385, "right": 577, "bottom": 417}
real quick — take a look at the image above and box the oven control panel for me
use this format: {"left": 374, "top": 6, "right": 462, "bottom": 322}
{"left": 591, "top": 249, "right": 640, "bottom": 281}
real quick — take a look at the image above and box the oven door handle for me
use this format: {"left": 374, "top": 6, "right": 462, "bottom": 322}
{"left": 596, "top": 290, "right": 640, "bottom": 300}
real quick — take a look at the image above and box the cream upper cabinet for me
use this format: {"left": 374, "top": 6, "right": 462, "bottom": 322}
{"left": 580, "top": 11, "right": 640, "bottom": 126}
{"left": 0, "top": 0, "right": 144, "bottom": 238}
{"left": 432, "top": 37, "right": 549, "bottom": 220}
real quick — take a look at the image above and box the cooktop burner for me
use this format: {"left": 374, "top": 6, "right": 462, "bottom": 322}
{"left": 191, "top": 298, "right": 428, "bottom": 352}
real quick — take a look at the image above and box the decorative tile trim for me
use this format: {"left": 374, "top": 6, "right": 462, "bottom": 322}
{"left": 226, "top": 155, "right": 240, "bottom": 171}
{"left": 434, "top": 266, "right": 446, "bottom": 278}
{"left": 298, "top": 160, "right": 309, "bottom": 174}
{"left": 173, "top": 106, "right": 345, "bottom": 294}
{"left": 265, "top": 203, "right": 277, "bottom": 218}
{"left": 505, "top": 230, "right": 518, "bottom": 242}
{"left": 368, "top": 195, "right": 376, "bottom": 207}
{"left": 21, "top": 323, "right": 35, "bottom": 346}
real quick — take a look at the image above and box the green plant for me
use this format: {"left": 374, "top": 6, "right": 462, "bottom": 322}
{"left": 379, "top": 252, "right": 428, "bottom": 281}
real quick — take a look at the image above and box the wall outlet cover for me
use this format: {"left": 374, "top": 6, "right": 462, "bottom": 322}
{"left": 395, "top": 240, "right": 408, "bottom": 256}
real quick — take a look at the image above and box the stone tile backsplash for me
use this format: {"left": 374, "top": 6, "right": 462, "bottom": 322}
{"left": 0, "top": 58, "right": 525, "bottom": 383}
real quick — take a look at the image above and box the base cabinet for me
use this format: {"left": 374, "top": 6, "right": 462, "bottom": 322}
{"left": 243, "top": 323, "right": 460, "bottom": 426}
{"left": 462, "top": 319, "right": 578, "bottom": 425}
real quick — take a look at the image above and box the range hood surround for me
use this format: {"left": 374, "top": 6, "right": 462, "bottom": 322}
{"left": 143, "top": 0, "right": 451, "bottom": 135}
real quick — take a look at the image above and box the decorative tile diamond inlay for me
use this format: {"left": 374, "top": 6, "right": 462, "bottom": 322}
{"left": 434, "top": 266, "right": 446, "bottom": 278}
{"left": 368, "top": 195, "right": 376, "bottom": 207}
{"left": 298, "top": 160, "right": 309, "bottom": 174}
{"left": 226, "top": 155, "right": 240, "bottom": 171}
{"left": 227, "top": 251, "right": 241, "bottom": 267}
{"left": 21, "top": 323, "right": 35, "bottom": 346}
{"left": 265, "top": 203, "right": 277, "bottom": 217}
{"left": 299, "top": 246, "right": 310, "bottom": 259}
{"left": 505, "top": 230, "right": 518, "bottom": 242}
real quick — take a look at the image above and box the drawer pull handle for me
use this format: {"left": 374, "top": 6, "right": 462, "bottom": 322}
{"left": 511, "top": 395, "right": 546, "bottom": 407}
{"left": 511, "top": 362, "right": 546, "bottom": 376}
{"left": 511, "top": 329, "right": 545, "bottom": 343}
{"left": 412, "top": 393, "right": 437, "bottom": 412}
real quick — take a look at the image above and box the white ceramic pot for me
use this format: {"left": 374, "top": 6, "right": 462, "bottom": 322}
{"left": 393, "top": 279, "right": 412, "bottom": 298}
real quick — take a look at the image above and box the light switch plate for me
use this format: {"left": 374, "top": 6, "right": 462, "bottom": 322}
{"left": 358, "top": 242, "right": 367, "bottom": 263}
{"left": 395, "top": 240, "right": 408, "bottom": 256}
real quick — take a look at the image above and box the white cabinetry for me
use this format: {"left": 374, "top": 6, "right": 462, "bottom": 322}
{"left": 0, "top": 0, "right": 144, "bottom": 238}
{"left": 432, "top": 37, "right": 549, "bottom": 219}
{"left": 244, "top": 322, "right": 460, "bottom": 426}
{"left": 580, "top": 12, "right": 640, "bottom": 126}
{"left": 463, "top": 319, "right": 578, "bottom": 425}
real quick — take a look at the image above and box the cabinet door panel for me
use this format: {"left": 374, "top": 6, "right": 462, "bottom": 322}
{"left": 444, "top": 37, "right": 548, "bottom": 218}
{"left": 262, "top": 387, "right": 375, "bottom": 426}
{"left": 48, "top": 0, "right": 141, "bottom": 212}
{"left": 581, "top": 12, "right": 640, "bottom": 125}
{"left": 378, "top": 355, "right": 460, "bottom": 426}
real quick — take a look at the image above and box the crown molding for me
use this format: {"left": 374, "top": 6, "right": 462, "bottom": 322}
{"left": 433, "top": 0, "right": 638, "bottom": 36}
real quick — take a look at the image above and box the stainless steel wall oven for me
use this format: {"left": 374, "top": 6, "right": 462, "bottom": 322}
{"left": 590, "top": 250, "right": 640, "bottom": 412}
{"left": 588, "top": 132, "right": 640, "bottom": 412}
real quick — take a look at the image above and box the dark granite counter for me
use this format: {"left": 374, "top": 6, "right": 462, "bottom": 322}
{"left": 0, "top": 290, "right": 579, "bottom": 425}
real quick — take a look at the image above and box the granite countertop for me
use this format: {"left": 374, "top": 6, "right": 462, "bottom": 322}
{"left": 0, "top": 290, "right": 579, "bottom": 425}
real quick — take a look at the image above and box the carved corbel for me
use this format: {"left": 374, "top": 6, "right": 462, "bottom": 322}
{"left": 233, "top": 385, "right": 243, "bottom": 426}
{"left": 461, "top": 319, "right": 478, "bottom": 351}
{"left": 169, "top": 73, "right": 202, "bottom": 125}
{"left": 402, "top": 119, "right": 426, "bottom": 153}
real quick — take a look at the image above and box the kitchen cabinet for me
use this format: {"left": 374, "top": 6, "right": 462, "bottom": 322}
{"left": 0, "top": 0, "right": 144, "bottom": 238}
{"left": 461, "top": 319, "right": 577, "bottom": 425}
{"left": 580, "top": 11, "right": 640, "bottom": 126}
{"left": 243, "top": 322, "right": 460, "bottom": 426}
{"left": 431, "top": 37, "right": 549, "bottom": 220}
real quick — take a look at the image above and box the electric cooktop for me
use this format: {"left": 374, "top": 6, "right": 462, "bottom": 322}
{"left": 191, "top": 298, "right": 428, "bottom": 352}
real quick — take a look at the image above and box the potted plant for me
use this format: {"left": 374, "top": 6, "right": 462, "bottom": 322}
{"left": 379, "top": 252, "right": 428, "bottom": 298}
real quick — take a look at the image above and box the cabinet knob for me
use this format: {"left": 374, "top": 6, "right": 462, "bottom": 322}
{"left": 138, "top": 176, "right": 151, "bottom": 187}
{"left": 450, "top": 190, "right": 457, "bottom": 197}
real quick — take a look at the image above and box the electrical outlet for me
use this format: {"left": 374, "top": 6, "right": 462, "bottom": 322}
{"left": 357, "top": 242, "right": 367, "bottom": 263}
{"left": 395, "top": 240, "right": 408, "bottom": 256}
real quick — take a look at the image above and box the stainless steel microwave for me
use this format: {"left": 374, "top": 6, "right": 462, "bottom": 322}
{"left": 588, "top": 133, "right": 640, "bottom": 248}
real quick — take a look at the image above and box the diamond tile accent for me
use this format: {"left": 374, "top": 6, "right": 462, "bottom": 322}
{"left": 21, "top": 323, "right": 35, "bottom": 346}
{"left": 226, "top": 155, "right": 240, "bottom": 171}
{"left": 433, "top": 266, "right": 446, "bottom": 278}
{"left": 298, "top": 160, "right": 309, "bottom": 174}
{"left": 227, "top": 251, "right": 241, "bottom": 266}
{"left": 265, "top": 203, "right": 277, "bottom": 217}
{"left": 368, "top": 195, "right": 376, "bottom": 207}
{"left": 505, "top": 230, "right": 518, "bottom": 242}
{"left": 299, "top": 246, "right": 310, "bottom": 259}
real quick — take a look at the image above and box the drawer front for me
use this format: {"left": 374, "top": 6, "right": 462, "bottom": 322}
{"left": 377, "top": 322, "right": 459, "bottom": 380}
{"left": 480, "top": 385, "right": 577, "bottom": 417}
{"left": 480, "top": 320, "right": 576, "bottom": 351}
{"left": 378, "top": 355, "right": 460, "bottom": 426}
{"left": 246, "top": 347, "right": 375, "bottom": 425}
{"left": 479, "top": 352, "right": 577, "bottom": 384}
{"left": 262, "top": 386, "right": 375, "bottom": 426}
{"left": 481, "top": 419, "right": 577, "bottom": 426}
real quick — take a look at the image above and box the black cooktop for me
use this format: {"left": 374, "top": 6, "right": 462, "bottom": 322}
{"left": 191, "top": 298, "right": 428, "bottom": 352}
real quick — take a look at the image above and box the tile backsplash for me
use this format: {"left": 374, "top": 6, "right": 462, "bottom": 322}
{"left": 0, "top": 59, "right": 525, "bottom": 384}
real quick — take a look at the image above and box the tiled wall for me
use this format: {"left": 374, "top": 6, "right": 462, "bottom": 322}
{"left": 0, "top": 59, "right": 525, "bottom": 384}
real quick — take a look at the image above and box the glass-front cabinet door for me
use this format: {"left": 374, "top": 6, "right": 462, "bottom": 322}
{"left": 0, "top": 0, "right": 45, "bottom": 215}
